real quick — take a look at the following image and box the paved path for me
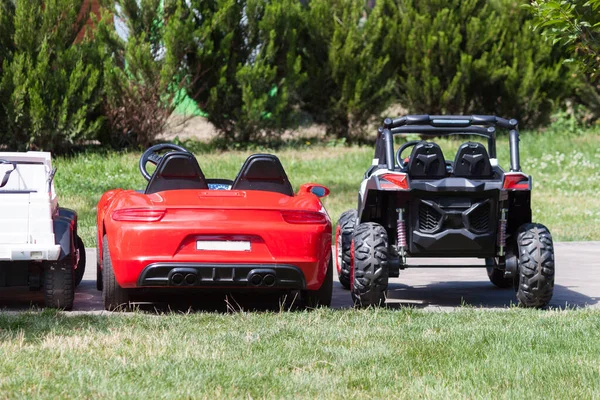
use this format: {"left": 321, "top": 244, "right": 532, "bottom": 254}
{"left": 1, "top": 242, "right": 599, "bottom": 311}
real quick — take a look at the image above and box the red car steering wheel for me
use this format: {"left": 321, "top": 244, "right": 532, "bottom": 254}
{"left": 139, "top": 143, "right": 191, "bottom": 181}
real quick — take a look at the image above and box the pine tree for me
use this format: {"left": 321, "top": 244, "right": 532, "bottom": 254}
{"left": 95, "top": 0, "right": 185, "bottom": 148}
{"left": 300, "top": 0, "right": 400, "bottom": 139}
{"left": 0, "top": 0, "right": 104, "bottom": 152}
{"left": 235, "top": 0, "right": 306, "bottom": 142}
{"left": 396, "top": 0, "right": 573, "bottom": 127}
{"left": 164, "top": 0, "right": 307, "bottom": 143}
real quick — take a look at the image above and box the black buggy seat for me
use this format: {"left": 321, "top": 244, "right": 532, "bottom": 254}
{"left": 453, "top": 142, "right": 493, "bottom": 178}
{"left": 145, "top": 151, "right": 208, "bottom": 194}
{"left": 406, "top": 142, "right": 446, "bottom": 179}
{"left": 231, "top": 154, "right": 294, "bottom": 196}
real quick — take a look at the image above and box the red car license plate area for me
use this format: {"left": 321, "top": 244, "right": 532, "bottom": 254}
{"left": 176, "top": 234, "right": 270, "bottom": 262}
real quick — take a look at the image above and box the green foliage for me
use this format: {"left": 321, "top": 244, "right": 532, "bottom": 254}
{"left": 396, "top": 0, "right": 573, "bottom": 127}
{"left": 0, "top": 1, "right": 14, "bottom": 71}
{"left": 96, "top": 0, "right": 184, "bottom": 148}
{"left": 528, "top": 0, "right": 600, "bottom": 81}
{"left": 0, "top": 0, "right": 104, "bottom": 152}
{"left": 166, "top": 0, "right": 306, "bottom": 143}
{"left": 300, "top": 0, "right": 400, "bottom": 139}
{"left": 0, "top": 0, "right": 590, "bottom": 151}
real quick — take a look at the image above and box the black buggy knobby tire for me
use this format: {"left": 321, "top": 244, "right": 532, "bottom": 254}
{"left": 102, "top": 236, "right": 130, "bottom": 311}
{"left": 335, "top": 209, "right": 357, "bottom": 290}
{"left": 486, "top": 258, "right": 513, "bottom": 289}
{"left": 74, "top": 235, "right": 86, "bottom": 287}
{"left": 303, "top": 257, "right": 333, "bottom": 308}
{"left": 516, "top": 223, "right": 555, "bottom": 308}
{"left": 43, "top": 257, "right": 75, "bottom": 310}
{"left": 350, "top": 222, "right": 389, "bottom": 307}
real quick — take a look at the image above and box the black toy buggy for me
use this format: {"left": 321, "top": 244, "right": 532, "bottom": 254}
{"left": 334, "top": 115, "right": 555, "bottom": 308}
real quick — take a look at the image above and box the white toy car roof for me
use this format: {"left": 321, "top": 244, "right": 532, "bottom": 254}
{"left": 0, "top": 151, "right": 55, "bottom": 194}
{"left": 0, "top": 151, "right": 53, "bottom": 167}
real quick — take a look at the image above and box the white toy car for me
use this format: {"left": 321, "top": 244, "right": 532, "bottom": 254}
{"left": 0, "top": 151, "right": 85, "bottom": 310}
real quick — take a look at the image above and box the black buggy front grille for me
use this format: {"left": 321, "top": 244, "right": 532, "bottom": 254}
{"left": 467, "top": 201, "right": 491, "bottom": 232}
{"left": 418, "top": 202, "right": 442, "bottom": 232}
{"left": 414, "top": 198, "right": 495, "bottom": 235}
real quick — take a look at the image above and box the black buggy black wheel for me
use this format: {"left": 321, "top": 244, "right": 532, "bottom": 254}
{"left": 335, "top": 209, "right": 357, "bottom": 289}
{"left": 350, "top": 222, "right": 389, "bottom": 307}
{"left": 515, "top": 223, "right": 555, "bottom": 308}
{"left": 486, "top": 258, "right": 513, "bottom": 289}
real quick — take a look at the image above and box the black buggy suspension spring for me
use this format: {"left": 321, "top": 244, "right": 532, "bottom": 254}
{"left": 397, "top": 208, "right": 407, "bottom": 263}
{"left": 497, "top": 208, "right": 507, "bottom": 256}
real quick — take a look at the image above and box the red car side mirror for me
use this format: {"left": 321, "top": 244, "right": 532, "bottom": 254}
{"left": 298, "top": 183, "right": 330, "bottom": 198}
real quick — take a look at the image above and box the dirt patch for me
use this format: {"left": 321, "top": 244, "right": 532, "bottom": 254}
{"left": 161, "top": 114, "right": 330, "bottom": 142}
{"left": 161, "top": 103, "right": 408, "bottom": 143}
{"left": 160, "top": 115, "right": 218, "bottom": 142}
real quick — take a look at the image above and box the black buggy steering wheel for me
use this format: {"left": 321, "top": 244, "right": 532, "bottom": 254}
{"left": 395, "top": 140, "right": 423, "bottom": 170}
{"left": 139, "top": 143, "right": 192, "bottom": 181}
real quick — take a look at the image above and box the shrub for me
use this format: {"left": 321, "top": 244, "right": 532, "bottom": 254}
{"left": 300, "top": 0, "right": 400, "bottom": 139}
{"left": 96, "top": 0, "right": 185, "bottom": 148}
{"left": 0, "top": 0, "right": 104, "bottom": 152}
{"left": 528, "top": 0, "right": 600, "bottom": 82}
{"left": 166, "top": 0, "right": 306, "bottom": 143}
{"left": 395, "top": 0, "right": 574, "bottom": 127}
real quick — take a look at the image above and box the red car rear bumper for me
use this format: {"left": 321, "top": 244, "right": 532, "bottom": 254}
{"left": 137, "top": 262, "right": 308, "bottom": 289}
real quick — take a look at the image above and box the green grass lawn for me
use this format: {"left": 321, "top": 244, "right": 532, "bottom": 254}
{"left": 54, "top": 129, "right": 600, "bottom": 246}
{"left": 1, "top": 308, "right": 600, "bottom": 398}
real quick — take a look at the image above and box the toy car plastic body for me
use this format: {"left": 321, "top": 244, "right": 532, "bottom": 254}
{"left": 96, "top": 144, "right": 333, "bottom": 310}
{"left": 0, "top": 151, "right": 85, "bottom": 309}
{"left": 335, "top": 115, "right": 555, "bottom": 308}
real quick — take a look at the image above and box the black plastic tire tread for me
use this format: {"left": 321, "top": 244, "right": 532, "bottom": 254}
{"left": 337, "top": 209, "right": 357, "bottom": 289}
{"left": 43, "top": 258, "right": 74, "bottom": 310}
{"left": 486, "top": 258, "right": 513, "bottom": 289}
{"left": 102, "top": 235, "right": 130, "bottom": 311}
{"left": 96, "top": 236, "right": 103, "bottom": 291}
{"left": 516, "top": 223, "right": 555, "bottom": 308}
{"left": 97, "top": 264, "right": 103, "bottom": 291}
{"left": 351, "top": 222, "right": 389, "bottom": 307}
{"left": 74, "top": 235, "right": 86, "bottom": 287}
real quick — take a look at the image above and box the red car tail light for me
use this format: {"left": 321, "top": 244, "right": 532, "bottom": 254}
{"left": 380, "top": 173, "right": 409, "bottom": 190}
{"left": 503, "top": 173, "right": 530, "bottom": 190}
{"left": 112, "top": 208, "right": 166, "bottom": 222}
{"left": 281, "top": 211, "right": 327, "bottom": 224}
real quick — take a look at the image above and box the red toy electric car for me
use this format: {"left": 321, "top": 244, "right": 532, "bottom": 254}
{"left": 96, "top": 144, "right": 333, "bottom": 310}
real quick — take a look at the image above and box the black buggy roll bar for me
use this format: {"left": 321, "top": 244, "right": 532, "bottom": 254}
{"left": 375, "top": 115, "right": 521, "bottom": 172}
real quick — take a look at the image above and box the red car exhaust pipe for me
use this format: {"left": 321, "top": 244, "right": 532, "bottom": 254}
{"left": 171, "top": 273, "right": 184, "bottom": 285}
{"left": 247, "top": 269, "right": 277, "bottom": 287}
{"left": 263, "top": 274, "right": 276, "bottom": 287}
{"left": 249, "top": 273, "right": 263, "bottom": 286}
{"left": 184, "top": 274, "right": 197, "bottom": 285}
